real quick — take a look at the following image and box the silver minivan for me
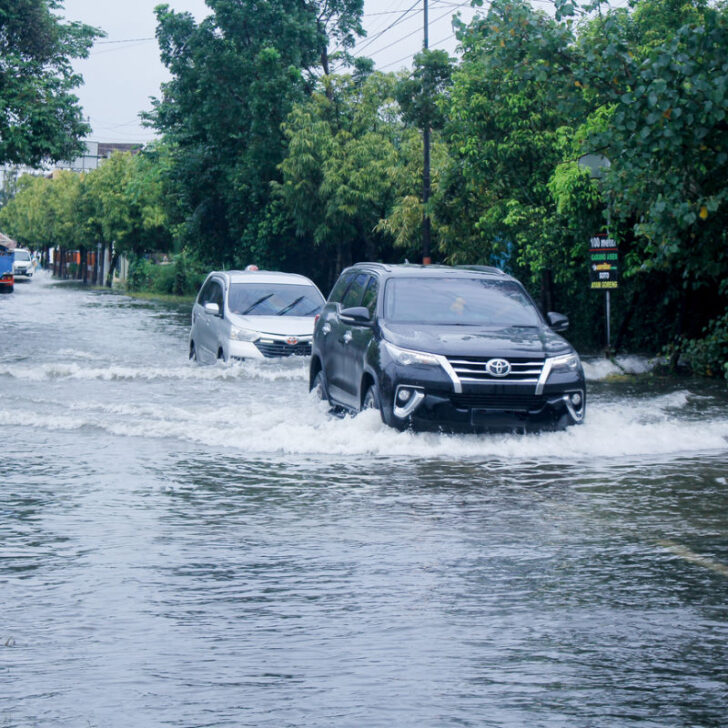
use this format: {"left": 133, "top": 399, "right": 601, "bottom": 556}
{"left": 189, "top": 270, "right": 325, "bottom": 362}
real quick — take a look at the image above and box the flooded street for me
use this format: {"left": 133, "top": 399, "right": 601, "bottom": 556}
{"left": 2, "top": 274, "right": 728, "bottom": 727}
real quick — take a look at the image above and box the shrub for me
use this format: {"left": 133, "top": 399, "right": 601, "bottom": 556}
{"left": 680, "top": 310, "right": 728, "bottom": 381}
{"left": 126, "top": 251, "right": 207, "bottom": 297}
{"left": 127, "top": 255, "right": 153, "bottom": 291}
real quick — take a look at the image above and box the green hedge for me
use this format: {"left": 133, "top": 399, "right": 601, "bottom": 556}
{"left": 126, "top": 251, "right": 207, "bottom": 297}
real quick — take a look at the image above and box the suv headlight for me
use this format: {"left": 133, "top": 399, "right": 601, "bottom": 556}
{"left": 383, "top": 341, "right": 441, "bottom": 367}
{"left": 230, "top": 327, "right": 259, "bottom": 342}
{"left": 549, "top": 353, "right": 580, "bottom": 372}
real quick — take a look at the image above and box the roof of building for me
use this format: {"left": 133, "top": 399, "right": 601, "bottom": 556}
{"left": 0, "top": 232, "right": 17, "bottom": 250}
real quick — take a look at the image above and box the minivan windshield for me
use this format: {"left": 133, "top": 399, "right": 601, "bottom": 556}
{"left": 15, "top": 250, "right": 30, "bottom": 261}
{"left": 383, "top": 277, "right": 542, "bottom": 327}
{"left": 228, "top": 283, "right": 324, "bottom": 317}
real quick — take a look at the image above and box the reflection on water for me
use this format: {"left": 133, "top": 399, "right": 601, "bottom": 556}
{"left": 1, "top": 274, "right": 727, "bottom": 727}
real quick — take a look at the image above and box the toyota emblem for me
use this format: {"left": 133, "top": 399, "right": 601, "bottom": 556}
{"left": 486, "top": 358, "right": 511, "bottom": 377}
{"left": 286, "top": 337, "right": 299, "bottom": 346}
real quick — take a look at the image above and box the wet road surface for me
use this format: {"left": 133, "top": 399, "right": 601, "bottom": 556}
{"left": 1, "top": 274, "right": 727, "bottom": 727}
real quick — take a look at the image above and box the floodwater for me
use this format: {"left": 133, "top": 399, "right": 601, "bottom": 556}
{"left": 1, "top": 273, "right": 727, "bottom": 728}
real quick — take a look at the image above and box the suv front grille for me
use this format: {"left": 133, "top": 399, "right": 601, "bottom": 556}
{"left": 254, "top": 340, "right": 312, "bottom": 358}
{"left": 450, "top": 393, "right": 546, "bottom": 412}
{"left": 446, "top": 356, "right": 544, "bottom": 384}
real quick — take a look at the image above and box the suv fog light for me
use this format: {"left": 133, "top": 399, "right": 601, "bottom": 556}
{"left": 571, "top": 392, "right": 582, "bottom": 407}
{"left": 397, "top": 388, "right": 412, "bottom": 404}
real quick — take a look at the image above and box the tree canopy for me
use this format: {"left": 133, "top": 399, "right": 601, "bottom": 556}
{"left": 145, "top": 0, "right": 366, "bottom": 269}
{"left": 0, "top": 0, "right": 101, "bottom": 165}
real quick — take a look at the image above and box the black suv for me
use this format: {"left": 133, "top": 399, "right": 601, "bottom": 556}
{"left": 309, "top": 263, "right": 586, "bottom": 432}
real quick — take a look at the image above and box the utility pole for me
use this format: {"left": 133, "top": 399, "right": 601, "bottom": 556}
{"left": 422, "top": 0, "right": 432, "bottom": 265}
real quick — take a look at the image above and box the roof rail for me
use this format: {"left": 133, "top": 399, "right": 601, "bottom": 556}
{"left": 348, "top": 261, "right": 392, "bottom": 272}
{"left": 453, "top": 264, "right": 507, "bottom": 276}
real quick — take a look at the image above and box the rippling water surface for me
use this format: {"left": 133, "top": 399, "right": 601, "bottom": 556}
{"left": 1, "top": 274, "right": 728, "bottom": 727}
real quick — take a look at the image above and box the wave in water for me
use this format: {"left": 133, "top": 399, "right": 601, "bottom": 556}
{"left": 0, "top": 359, "right": 308, "bottom": 382}
{"left": 582, "top": 355, "right": 657, "bottom": 380}
{"left": 3, "top": 390, "right": 727, "bottom": 461}
{"left": 3, "top": 354, "right": 658, "bottom": 384}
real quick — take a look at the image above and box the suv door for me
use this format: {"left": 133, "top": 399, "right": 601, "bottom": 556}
{"left": 345, "top": 275, "right": 379, "bottom": 406}
{"left": 318, "top": 272, "right": 353, "bottom": 395}
{"left": 325, "top": 272, "right": 368, "bottom": 407}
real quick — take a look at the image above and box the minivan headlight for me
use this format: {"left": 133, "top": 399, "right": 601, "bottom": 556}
{"left": 549, "top": 353, "right": 580, "bottom": 372}
{"left": 383, "top": 341, "right": 441, "bottom": 367}
{"left": 230, "top": 327, "right": 259, "bottom": 342}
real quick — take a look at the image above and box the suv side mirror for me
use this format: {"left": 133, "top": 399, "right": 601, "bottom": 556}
{"left": 339, "top": 306, "right": 373, "bottom": 326}
{"left": 547, "top": 311, "right": 569, "bottom": 332}
{"left": 204, "top": 302, "right": 220, "bottom": 316}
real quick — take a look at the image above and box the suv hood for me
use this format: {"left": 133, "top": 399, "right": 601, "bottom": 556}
{"left": 227, "top": 313, "right": 315, "bottom": 337}
{"left": 380, "top": 322, "right": 572, "bottom": 359}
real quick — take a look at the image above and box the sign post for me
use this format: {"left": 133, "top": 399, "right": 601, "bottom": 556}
{"left": 589, "top": 235, "right": 618, "bottom": 351}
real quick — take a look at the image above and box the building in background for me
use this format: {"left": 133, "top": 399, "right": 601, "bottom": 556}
{"left": 54, "top": 140, "right": 143, "bottom": 173}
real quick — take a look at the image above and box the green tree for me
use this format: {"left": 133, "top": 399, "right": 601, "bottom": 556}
{"left": 276, "top": 71, "right": 413, "bottom": 287}
{"left": 147, "top": 0, "right": 365, "bottom": 271}
{"left": 0, "top": 174, "right": 54, "bottom": 247}
{"left": 439, "top": 0, "right": 585, "bottom": 285}
{"left": 549, "top": 0, "right": 728, "bottom": 354}
{"left": 85, "top": 151, "right": 172, "bottom": 286}
{"left": 0, "top": 0, "right": 102, "bottom": 165}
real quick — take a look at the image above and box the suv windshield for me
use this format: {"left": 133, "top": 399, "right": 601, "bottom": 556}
{"left": 383, "top": 277, "right": 542, "bottom": 327}
{"left": 15, "top": 250, "right": 30, "bottom": 261}
{"left": 228, "top": 283, "right": 324, "bottom": 317}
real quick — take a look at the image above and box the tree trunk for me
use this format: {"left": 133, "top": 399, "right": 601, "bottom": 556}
{"left": 335, "top": 241, "right": 343, "bottom": 284}
{"left": 97, "top": 243, "right": 105, "bottom": 287}
{"left": 669, "top": 288, "right": 687, "bottom": 371}
{"left": 92, "top": 246, "right": 99, "bottom": 286}
{"left": 106, "top": 246, "right": 118, "bottom": 288}
{"left": 540, "top": 268, "right": 554, "bottom": 314}
{"left": 614, "top": 288, "right": 639, "bottom": 352}
{"left": 81, "top": 249, "right": 88, "bottom": 284}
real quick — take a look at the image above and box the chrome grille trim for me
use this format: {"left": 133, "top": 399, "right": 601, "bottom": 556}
{"left": 535, "top": 359, "right": 553, "bottom": 395}
{"left": 435, "top": 355, "right": 462, "bottom": 394}
{"left": 445, "top": 356, "right": 545, "bottom": 386}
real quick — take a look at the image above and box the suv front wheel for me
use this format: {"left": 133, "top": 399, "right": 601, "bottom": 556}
{"left": 362, "top": 385, "right": 380, "bottom": 411}
{"left": 362, "top": 383, "right": 406, "bottom": 431}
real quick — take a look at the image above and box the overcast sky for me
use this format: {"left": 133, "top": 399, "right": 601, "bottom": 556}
{"left": 61, "top": 0, "right": 478, "bottom": 145}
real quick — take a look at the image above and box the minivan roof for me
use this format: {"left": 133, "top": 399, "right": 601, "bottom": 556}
{"left": 210, "top": 270, "right": 319, "bottom": 285}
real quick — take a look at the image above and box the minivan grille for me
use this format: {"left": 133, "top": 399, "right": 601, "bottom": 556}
{"left": 446, "top": 356, "right": 544, "bottom": 384}
{"left": 255, "top": 340, "right": 312, "bottom": 358}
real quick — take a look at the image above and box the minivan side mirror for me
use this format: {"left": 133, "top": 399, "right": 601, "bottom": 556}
{"left": 204, "top": 302, "right": 220, "bottom": 316}
{"left": 339, "top": 306, "right": 373, "bottom": 326}
{"left": 547, "top": 311, "right": 569, "bottom": 332}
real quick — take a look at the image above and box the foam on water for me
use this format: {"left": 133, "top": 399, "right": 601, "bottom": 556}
{"left": 0, "top": 358, "right": 308, "bottom": 382}
{"left": 3, "top": 353, "right": 660, "bottom": 384}
{"left": 582, "top": 355, "right": 657, "bottom": 380}
{"left": 4, "top": 387, "right": 727, "bottom": 461}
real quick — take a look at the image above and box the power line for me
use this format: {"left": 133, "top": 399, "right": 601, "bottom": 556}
{"left": 90, "top": 41, "right": 153, "bottom": 56}
{"left": 95, "top": 37, "right": 155, "bottom": 44}
{"left": 377, "top": 30, "right": 456, "bottom": 70}
{"left": 360, "top": 0, "right": 420, "bottom": 40}
{"left": 355, "top": 1, "right": 470, "bottom": 63}
{"left": 354, "top": 0, "right": 423, "bottom": 56}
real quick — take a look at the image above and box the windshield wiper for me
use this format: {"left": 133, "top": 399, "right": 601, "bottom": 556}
{"left": 276, "top": 296, "right": 305, "bottom": 316}
{"left": 241, "top": 293, "right": 274, "bottom": 314}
